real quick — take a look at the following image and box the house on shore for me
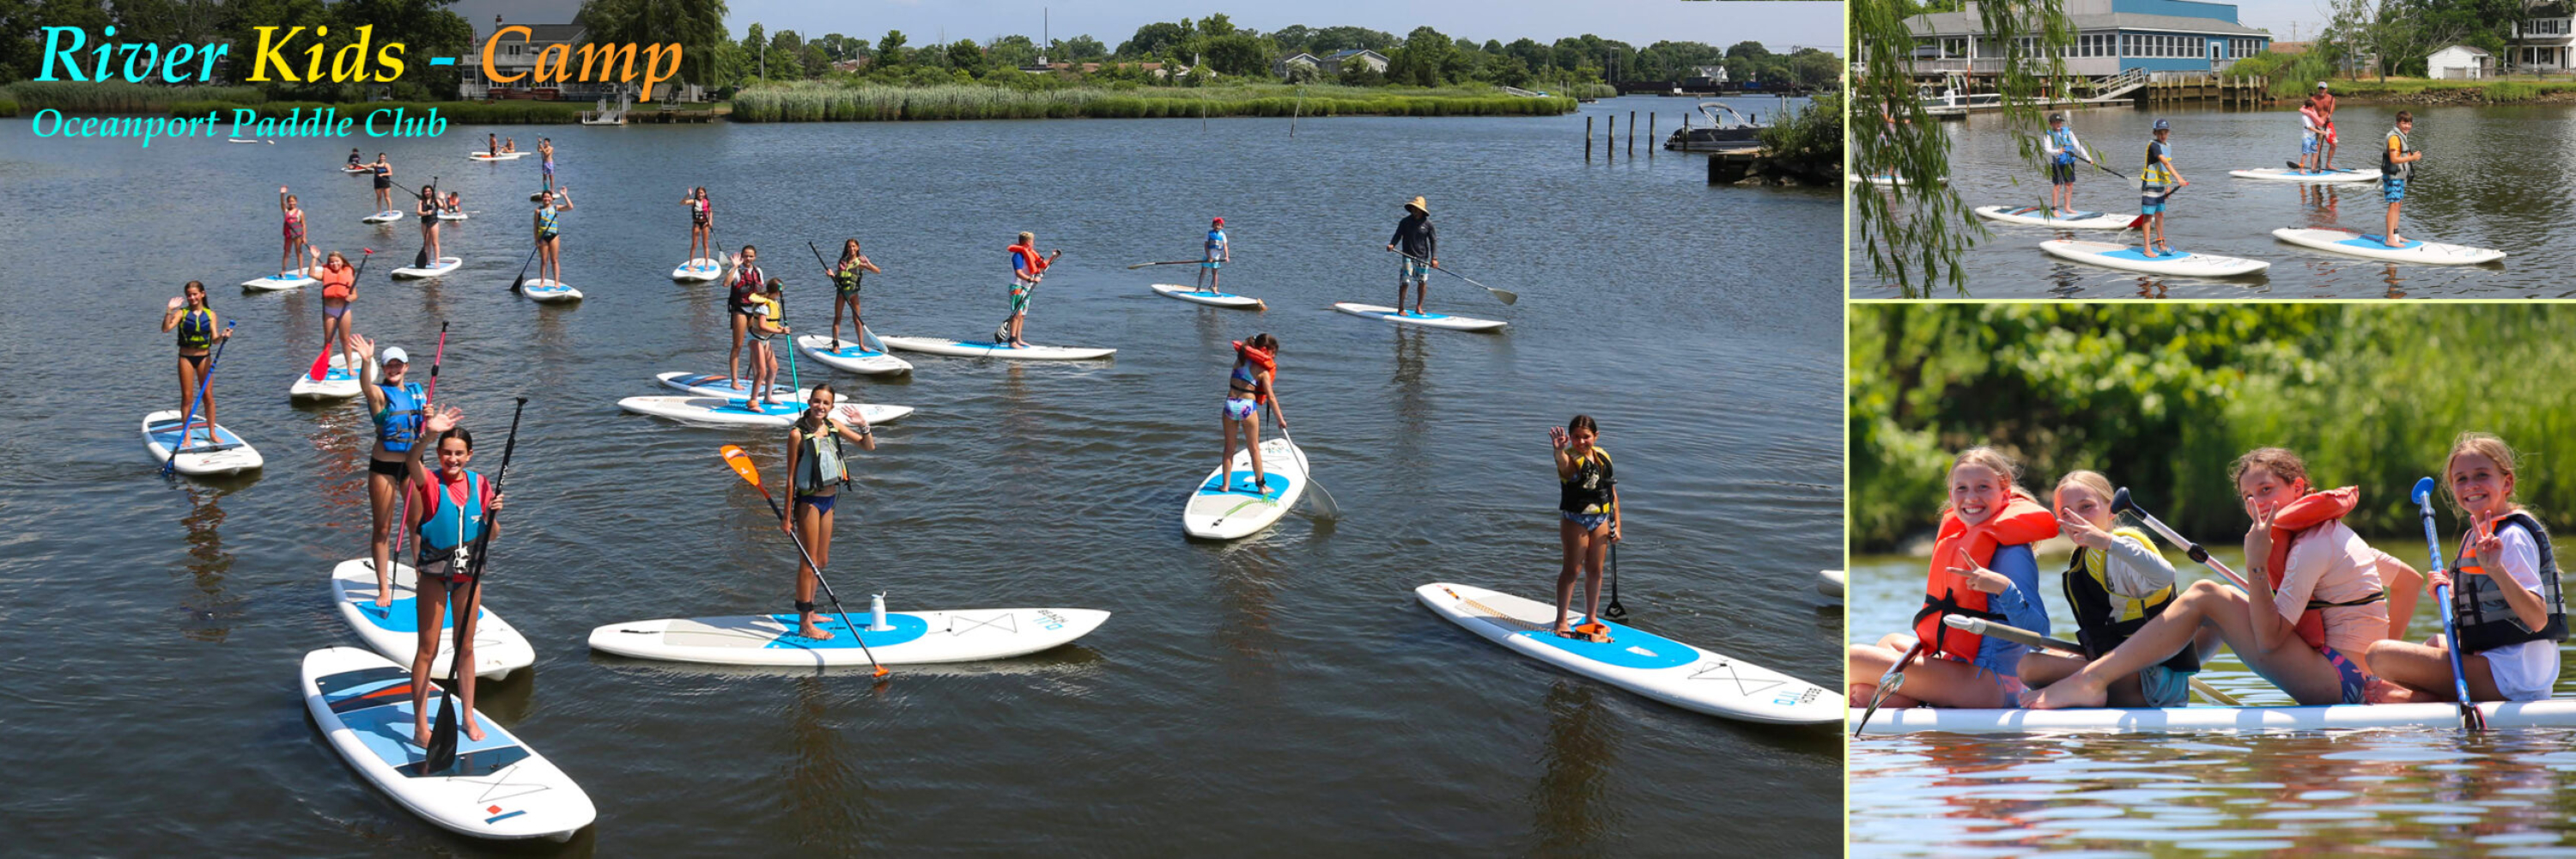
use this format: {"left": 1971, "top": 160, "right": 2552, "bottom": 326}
{"left": 1899, "top": 0, "right": 2271, "bottom": 78}
{"left": 2427, "top": 45, "right": 2493, "bottom": 80}
{"left": 459, "top": 15, "right": 703, "bottom": 101}
{"left": 1278, "top": 49, "right": 1390, "bottom": 77}
{"left": 2511, "top": 4, "right": 2574, "bottom": 73}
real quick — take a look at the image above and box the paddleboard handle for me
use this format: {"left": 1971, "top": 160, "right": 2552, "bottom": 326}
{"left": 870, "top": 593, "right": 891, "bottom": 632}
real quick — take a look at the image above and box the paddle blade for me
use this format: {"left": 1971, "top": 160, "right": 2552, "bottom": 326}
{"left": 720, "top": 445, "right": 764, "bottom": 489}
{"left": 1490, "top": 287, "right": 1518, "bottom": 306}
{"left": 1304, "top": 478, "right": 1341, "bottom": 521}
{"left": 307, "top": 348, "right": 332, "bottom": 381}
{"left": 1126, "top": 262, "right": 1154, "bottom": 270}
{"left": 2110, "top": 486, "right": 2136, "bottom": 515}
{"left": 2124, "top": 214, "right": 2149, "bottom": 229}
{"left": 2411, "top": 476, "right": 2437, "bottom": 506}
{"left": 423, "top": 693, "right": 459, "bottom": 771}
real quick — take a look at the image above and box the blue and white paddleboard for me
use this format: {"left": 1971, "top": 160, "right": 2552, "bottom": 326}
{"left": 655, "top": 371, "right": 801, "bottom": 400}
{"left": 2270, "top": 227, "right": 2506, "bottom": 265}
{"left": 878, "top": 336, "right": 1115, "bottom": 361}
{"left": 301, "top": 647, "right": 593, "bottom": 841}
{"left": 290, "top": 351, "right": 374, "bottom": 401}
{"left": 1182, "top": 436, "right": 1307, "bottom": 540}
{"left": 1972, "top": 205, "right": 2136, "bottom": 230}
{"left": 1150, "top": 283, "right": 1265, "bottom": 308}
{"left": 361, "top": 210, "right": 404, "bottom": 223}
{"left": 519, "top": 277, "right": 581, "bottom": 303}
{"left": 794, "top": 333, "right": 914, "bottom": 375}
{"left": 2038, "top": 239, "right": 2270, "bottom": 277}
{"left": 586, "top": 604, "right": 1111, "bottom": 667}
{"left": 242, "top": 268, "right": 320, "bottom": 291}
{"left": 2227, "top": 167, "right": 2379, "bottom": 183}
{"left": 142, "top": 410, "right": 263, "bottom": 476}
{"left": 331, "top": 558, "right": 536, "bottom": 681}
{"left": 617, "top": 395, "right": 912, "bottom": 428}
{"left": 1332, "top": 302, "right": 1506, "bottom": 332}
{"left": 671, "top": 258, "right": 724, "bottom": 282}
{"left": 391, "top": 256, "right": 463, "bottom": 280}
{"left": 1414, "top": 582, "right": 1843, "bottom": 725}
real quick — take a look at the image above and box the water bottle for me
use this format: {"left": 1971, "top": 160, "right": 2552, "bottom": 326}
{"left": 870, "top": 592, "right": 890, "bottom": 631}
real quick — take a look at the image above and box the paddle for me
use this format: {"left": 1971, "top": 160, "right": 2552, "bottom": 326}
{"left": 1852, "top": 638, "right": 1928, "bottom": 737}
{"left": 161, "top": 320, "right": 237, "bottom": 477}
{"left": 2412, "top": 476, "right": 2487, "bottom": 732}
{"left": 410, "top": 177, "right": 440, "bottom": 270}
{"left": 507, "top": 241, "right": 540, "bottom": 292}
{"left": 1943, "top": 614, "right": 2241, "bottom": 706}
{"left": 2109, "top": 487, "right": 2254, "bottom": 591}
{"left": 1125, "top": 260, "right": 1200, "bottom": 270}
{"left": 308, "top": 249, "right": 375, "bottom": 381}
{"left": 386, "top": 322, "right": 450, "bottom": 570}
{"left": 1273, "top": 423, "right": 1339, "bottom": 521}
{"left": 422, "top": 396, "right": 527, "bottom": 773}
{"left": 1601, "top": 544, "right": 1628, "bottom": 621}
{"left": 1390, "top": 250, "right": 1516, "bottom": 305}
{"left": 718, "top": 444, "right": 888, "bottom": 677}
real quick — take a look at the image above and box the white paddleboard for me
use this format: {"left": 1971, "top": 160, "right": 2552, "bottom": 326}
{"left": 879, "top": 336, "right": 1115, "bottom": 361}
{"left": 1182, "top": 437, "right": 1308, "bottom": 540}
{"left": 242, "top": 268, "right": 320, "bottom": 291}
{"left": 655, "top": 371, "right": 800, "bottom": 400}
{"left": 361, "top": 210, "right": 404, "bottom": 223}
{"left": 794, "top": 334, "right": 914, "bottom": 375}
{"left": 390, "top": 257, "right": 463, "bottom": 279}
{"left": 467, "top": 152, "right": 527, "bottom": 161}
{"left": 1415, "top": 582, "right": 1843, "bottom": 725}
{"left": 290, "top": 351, "right": 374, "bottom": 401}
{"left": 330, "top": 558, "right": 537, "bottom": 681}
{"left": 343, "top": 165, "right": 374, "bottom": 174}
{"left": 2228, "top": 167, "right": 2379, "bottom": 183}
{"left": 1853, "top": 699, "right": 2576, "bottom": 734}
{"left": 617, "top": 396, "right": 913, "bottom": 428}
{"left": 2038, "top": 240, "right": 2269, "bottom": 277}
{"left": 436, "top": 211, "right": 469, "bottom": 222}
{"left": 1150, "top": 283, "right": 1265, "bottom": 308}
{"left": 1331, "top": 302, "right": 1506, "bottom": 332}
{"left": 301, "top": 647, "right": 593, "bottom": 841}
{"left": 1818, "top": 570, "right": 1845, "bottom": 599}
{"left": 519, "top": 278, "right": 582, "bottom": 303}
{"left": 2270, "top": 227, "right": 2506, "bottom": 265}
{"left": 588, "top": 606, "right": 1111, "bottom": 667}
{"left": 1972, "top": 205, "right": 2136, "bottom": 230}
{"left": 143, "top": 410, "right": 263, "bottom": 476}
{"left": 671, "top": 258, "right": 725, "bottom": 282}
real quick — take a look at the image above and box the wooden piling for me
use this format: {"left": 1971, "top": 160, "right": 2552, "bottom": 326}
{"left": 1648, "top": 113, "right": 1656, "bottom": 158}
{"left": 1607, "top": 115, "right": 1616, "bottom": 161}
{"left": 1585, "top": 115, "right": 1594, "bottom": 161}
{"left": 1627, "top": 110, "right": 1637, "bottom": 155}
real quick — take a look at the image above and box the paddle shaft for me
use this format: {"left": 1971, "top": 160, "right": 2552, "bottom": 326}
{"left": 1391, "top": 250, "right": 1516, "bottom": 305}
{"left": 748, "top": 480, "right": 885, "bottom": 675}
{"left": 424, "top": 396, "right": 526, "bottom": 772}
{"left": 1942, "top": 614, "right": 2239, "bottom": 706}
{"left": 2417, "top": 485, "right": 2485, "bottom": 730}
{"left": 1126, "top": 260, "right": 1200, "bottom": 269}
{"left": 2111, "top": 488, "right": 2254, "bottom": 591}
{"left": 1602, "top": 543, "right": 1627, "bottom": 620}
{"left": 163, "top": 320, "right": 238, "bottom": 474}
{"left": 1854, "top": 638, "right": 1929, "bottom": 737}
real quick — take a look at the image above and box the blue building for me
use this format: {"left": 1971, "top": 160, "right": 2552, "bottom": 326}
{"left": 1905, "top": 0, "right": 2273, "bottom": 77}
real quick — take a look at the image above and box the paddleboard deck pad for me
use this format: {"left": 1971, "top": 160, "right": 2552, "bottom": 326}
{"left": 1182, "top": 437, "right": 1308, "bottom": 540}
{"left": 617, "top": 396, "right": 913, "bottom": 427}
{"left": 794, "top": 334, "right": 914, "bottom": 375}
{"left": 143, "top": 410, "right": 263, "bottom": 476}
{"left": 1415, "top": 582, "right": 1842, "bottom": 724}
{"left": 655, "top": 371, "right": 800, "bottom": 400}
{"left": 1331, "top": 302, "right": 1506, "bottom": 332}
{"left": 301, "top": 647, "right": 593, "bottom": 841}
{"left": 2228, "top": 168, "right": 2380, "bottom": 183}
{"left": 2270, "top": 227, "right": 2506, "bottom": 265}
{"left": 519, "top": 278, "right": 582, "bottom": 302}
{"left": 330, "top": 558, "right": 537, "bottom": 680}
{"left": 1852, "top": 699, "right": 2576, "bottom": 734}
{"left": 878, "top": 337, "right": 1115, "bottom": 361}
{"left": 587, "top": 606, "right": 1112, "bottom": 667}
{"left": 1972, "top": 205, "right": 2136, "bottom": 229}
{"left": 1150, "top": 283, "right": 1264, "bottom": 308}
{"left": 291, "top": 351, "right": 374, "bottom": 400}
{"left": 2038, "top": 240, "right": 2270, "bottom": 277}
{"left": 390, "top": 257, "right": 463, "bottom": 279}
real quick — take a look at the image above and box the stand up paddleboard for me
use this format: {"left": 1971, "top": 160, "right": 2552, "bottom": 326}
{"left": 1415, "top": 583, "right": 1843, "bottom": 725}
{"left": 1331, "top": 302, "right": 1506, "bottom": 332}
{"left": 1150, "top": 283, "right": 1265, "bottom": 309}
{"left": 435, "top": 211, "right": 470, "bottom": 222}
{"left": 1818, "top": 570, "right": 1845, "bottom": 600}
{"left": 143, "top": 410, "right": 264, "bottom": 476}
{"left": 878, "top": 337, "right": 1115, "bottom": 361}
{"left": 794, "top": 334, "right": 914, "bottom": 375}
{"left": 1853, "top": 699, "right": 2576, "bottom": 734}
{"left": 290, "top": 351, "right": 374, "bottom": 401}
{"left": 1972, "top": 205, "right": 2136, "bottom": 230}
{"left": 243, "top": 268, "right": 321, "bottom": 291}
{"left": 671, "top": 258, "right": 725, "bottom": 282}
{"left": 301, "top": 647, "right": 594, "bottom": 841}
{"left": 361, "top": 210, "right": 404, "bottom": 223}
{"left": 519, "top": 278, "right": 582, "bottom": 303}
{"left": 1853, "top": 174, "right": 1935, "bottom": 187}
{"left": 2038, "top": 240, "right": 2269, "bottom": 277}
{"left": 2270, "top": 227, "right": 2506, "bottom": 265}
{"left": 618, "top": 396, "right": 914, "bottom": 428}
{"left": 330, "top": 559, "right": 538, "bottom": 681}
{"left": 655, "top": 371, "right": 800, "bottom": 400}
{"left": 1182, "top": 437, "right": 1307, "bottom": 540}
{"left": 587, "top": 604, "right": 1112, "bottom": 667}
{"left": 2228, "top": 168, "right": 2379, "bottom": 183}
{"left": 343, "top": 165, "right": 374, "bottom": 174}
{"left": 390, "top": 257, "right": 464, "bottom": 279}
{"left": 467, "top": 152, "right": 527, "bottom": 161}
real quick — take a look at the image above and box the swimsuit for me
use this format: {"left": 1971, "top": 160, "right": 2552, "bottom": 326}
{"left": 284, "top": 210, "right": 305, "bottom": 241}
{"left": 368, "top": 457, "right": 408, "bottom": 478}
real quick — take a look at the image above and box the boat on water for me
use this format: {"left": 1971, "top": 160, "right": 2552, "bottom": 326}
{"left": 1663, "top": 101, "right": 1767, "bottom": 152}
{"left": 1852, "top": 700, "right": 2576, "bottom": 734}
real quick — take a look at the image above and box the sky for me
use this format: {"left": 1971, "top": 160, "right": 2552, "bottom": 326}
{"left": 2226, "top": 0, "right": 2329, "bottom": 42}
{"left": 446, "top": 0, "right": 1844, "bottom": 55}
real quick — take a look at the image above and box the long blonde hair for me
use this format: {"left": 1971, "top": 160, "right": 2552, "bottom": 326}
{"left": 1940, "top": 446, "right": 2038, "bottom": 516}
{"left": 2443, "top": 431, "right": 2528, "bottom": 515}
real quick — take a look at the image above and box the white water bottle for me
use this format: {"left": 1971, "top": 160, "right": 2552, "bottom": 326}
{"left": 870, "top": 592, "right": 890, "bottom": 631}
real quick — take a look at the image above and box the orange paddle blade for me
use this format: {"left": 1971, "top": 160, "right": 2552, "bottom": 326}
{"left": 308, "top": 349, "right": 332, "bottom": 381}
{"left": 719, "top": 445, "right": 764, "bottom": 489}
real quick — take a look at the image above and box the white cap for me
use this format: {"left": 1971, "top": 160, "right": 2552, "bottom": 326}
{"left": 381, "top": 347, "right": 409, "bottom": 364}
{"left": 2317, "top": 81, "right": 2329, "bottom": 88}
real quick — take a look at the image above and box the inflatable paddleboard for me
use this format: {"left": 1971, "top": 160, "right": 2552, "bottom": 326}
{"left": 290, "top": 351, "right": 374, "bottom": 401}
{"left": 1415, "top": 583, "right": 1843, "bottom": 725}
{"left": 361, "top": 210, "right": 404, "bottom": 223}
{"left": 670, "top": 259, "right": 725, "bottom": 282}
{"left": 519, "top": 278, "right": 582, "bottom": 303}
{"left": 1972, "top": 205, "right": 2136, "bottom": 230}
{"left": 2269, "top": 227, "right": 2506, "bottom": 265}
{"left": 1331, "top": 302, "right": 1506, "bottom": 332}
{"left": 1182, "top": 437, "right": 1308, "bottom": 540}
{"left": 1818, "top": 570, "right": 1845, "bottom": 600}
{"left": 242, "top": 268, "right": 320, "bottom": 291}
{"left": 793, "top": 334, "right": 913, "bottom": 375}
{"left": 2228, "top": 168, "right": 2379, "bottom": 183}
{"left": 617, "top": 396, "right": 913, "bottom": 428}
{"left": 1150, "top": 283, "right": 1264, "bottom": 308}
{"left": 878, "top": 337, "right": 1115, "bottom": 361}
{"left": 587, "top": 604, "right": 1112, "bottom": 667}
{"left": 143, "top": 410, "right": 263, "bottom": 476}
{"left": 330, "top": 558, "right": 538, "bottom": 681}
{"left": 390, "top": 257, "right": 463, "bottom": 279}
{"left": 2038, "top": 240, "right": 2269, "bottom": 277}
{"left": 655, "top": 371, "right": 800, "bottom": 400}
{"left": 301, "top": 647, "right": 594, "bottom": 841}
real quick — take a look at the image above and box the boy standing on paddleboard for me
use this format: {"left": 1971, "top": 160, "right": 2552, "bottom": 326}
{"left": 1387, "top": 197, "right": 1437, "bottom": 315}
{"left": 1200, "top": 217, "right": 1229, "bottom": 295}
{"left": 2041, "top": 113, "right": 2088, "bottom": 214}
{"left": 2139, "top": 120, "right": 2187, "bottom": 259}
{"left": 2381, "top": 112, "right": 2421, "bottom": 249}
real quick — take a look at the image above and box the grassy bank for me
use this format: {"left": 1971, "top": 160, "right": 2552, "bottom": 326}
{"left": 5, "top": 81, "right": 264, "bottom": 113}
{"left": 728, "top": 82, "right": 1575, "bottom": 122}
{"left": 169, "top": 101, "right": 587, "bottom": 124}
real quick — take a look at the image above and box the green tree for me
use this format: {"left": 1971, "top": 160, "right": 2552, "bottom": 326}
{"left": 1388, "top": 25, "right": 1455, "bottom": 86}
{"left": 1116, "top": 20, "right": 1192, "bottom": 58}
{"left": 875, "top": 28, "right": 906, "bottom": 67}
{"left": 1054, "top": 34, "right": 1106, "bottom": 61}
{"left": 1201, "top": 33, "right": 1273, "bottom": 77}
{"left": 572, "top": 0, "right": 729, "bottom": 91}
{"left": 945, "top": 38, "right": 983, "bottom": 73}
{"left": 987, "top": 34, "right": 1037, "bottom": 69}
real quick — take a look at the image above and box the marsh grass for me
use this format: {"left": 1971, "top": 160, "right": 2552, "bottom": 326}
{"left": 728, "top": 82, "right": 1574, "bottom": 122}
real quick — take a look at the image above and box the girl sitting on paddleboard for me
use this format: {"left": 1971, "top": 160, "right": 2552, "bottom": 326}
{"left": 278, "top": 186, "right": 313, "bottom": 278}
{"left": 1846, "top": 446, "right": 2057, "bottom": 708}
{"left": 443, "top": 191, "right": 463, "bottom": 217}
{"left": 745, "top": 278, "right": 791, "bottom": 410}
{"left": 161, "top": 281, "right": 231, "bottom": 448}
{"left": 318, "top": 251, "right": 360, "bottom": 374}
{"left": 682, "top": 187, "right": 713, "bottom": 267}
{"left": 416, "top": 184, "right": 444, "bottom": 266}
{"left": 782, "top": 384, "right": 877, "bottom": 639}
{"left": 2366, "top": 433, "right": 2564, "bottom": 703}
{"left": 346, "top": 148, "right": 362, "bottom": 168}
{"left": 1219, "top": 334, "right": 1287, "bottom": 497}
{"left": 403, "top": 406, "right": 501, "bottom": 746}
{"left": 2025, "top": 448, "right": 2418, "bottom": 709}
{"left": 725, "top": 245, "right": 767, "bottom": 390}
{"left": 532, "top": 187, "right": 573, "bottom": 286}
{"left": 2018, "top": 470, "right": 2215, "bottom": 708}
{"left": 351, "top": 333, "right": 426, "bottom": 609}
{"left": 1549, "top": 415, "right": 1622, "bottom": 641}
{"left": 369, "top": 154, "right": 393, "bottom": 214}
{"left": 1005, "top": 232, "right": 1060, "bottom": 348}
{"left": 828, "top": 239, "right": 882, "bottom": 349}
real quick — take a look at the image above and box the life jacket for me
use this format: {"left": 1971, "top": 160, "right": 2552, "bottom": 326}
{"left": 320, "top": 264, "right": 356, "bottom": 301}
{"left": 2260, "top": 486, "right": 2380, "bottom": 652}
{"left": 1913, "top": 496, "right": 2059, "bottom": 661}
{"left": 793, "top": 421, "right": 848, "bottom": 495}
{"left": 1558, "top": 447, "right": 1616, "bottom": 515}
{"left": 1009, "top": 243, "right": 1048, "bottom": 280}
{"left": 2452, "top": 511, "right": 2567, "bottom": 654}
{"left": 2062, "top": 527, "right": 2198, "bottom": 673}
{"left": 537, "top": 205, "right": 561, "bottom": 238}
{"left": 2141, "top": 140, "right": 2174, "bottom": 186}
{"left": 831, "top": 259, "right": 863, "bottom": 292}
{"left": 1206, "top": 228, "right": 1227, "bottom": 257}
{"left": 416, "top": 471, "right": 485, "bottom": 561}
{"left": 374, "top": 381, "right": 427, "bottom": 453}
{"left": 2381, "top": 126, "right": 2414, "bottom": 180}
{"left": 1229, "top": 341, "right": 1276, "bottom": 404}
{"left": 2048, "top": 127, "right": 2077, "bottom": 165}
{"left": 176, "top": 307, "right": 215, "bottom": 350}
{"left": 692, "top": 198, "right": 710, "bottom": 225}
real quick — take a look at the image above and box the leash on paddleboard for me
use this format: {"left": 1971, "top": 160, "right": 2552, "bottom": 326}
{"left": 2110, "top": 488, "right": 2253, "bottom": 591}
{"left": 2413, "top": 476, "right": 2488, "bottom": 732}
{"left": 308, "top": 249, "right": 376, "bottom": 381}
{"left": 718, "top": 444, "right": 889, "bottom": 678}
{"left": 424, "top": 396, "right": 527, "bottom": 772}
{"left": 1602, "top": 544, "right": 1628, "bottom": 621}
{"left": 386, "top": 322, "right": 450, "bottom": 573}
{"left": 1853, "top": 637, "right": 1928, "bottom": 737}
{"left": 1942, "top": 615, "right": 2240, "bottom": 707}
{"left": 162, "top": 320, "right": 238, "bottom": 478}
{"left": 1389, "top": 250, "right": 1517, "bottom": 305}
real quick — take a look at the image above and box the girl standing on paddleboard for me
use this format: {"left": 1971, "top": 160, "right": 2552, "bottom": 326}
{"left": 1005, "top": 232, "right": 1060, "bottom": 348}
{"left": 1549, "top": 415, "right": 1621, "bottom": 640}
{"left": 318, "top": 252, "right": 360, "bottom": 372}
{"left": 352, "top": 334, "right": 427, "bottom": 609}
{"left": 416, "top": 184, "right": 444, "bottom": 267}
{"left": 532, "top": 187, "right": 573, "bottom": 286}
{"left": 2138, "top": 121, "right": 2186, "bottom": 259}
{"left": 725, "top": 245, "right": 767, "bottom": 390}
{"left": 1219, "top": 335, "right": 1287, "bottom": 497}
{"left": 2366, "top": 433, "right": 2564, "bottom": 703}
{"left": 1199, "top": 217, "right": 1229, "bottom": 295}
{"left": 403, "top": 406, "right": 501, "bottom": 746}
{"left": 369, "top": 154, "right": 393, "bottom": 215}
{"left": 783, "top": 384, "right": 875, "bottom": 639}
{"left": 682, "top": 187, "right": 713, "bottom": 268}
{"left": 745, "top": 279, "right": 791, "bottom": 410}
{"left": 1847, "top": 447, "right": 2058, "bottom": 709}
{"left": 278, "top": 187, "right": 313, "bottom": 278}
{"left": 161, "top": 281, "right": 231, "bottom": 448}
{"left": 2025, "top": 448, "right": 2418, "bottom": 709}
{"left": 2017, "top": 470, "right": 2214, "bottom": 708}
{"left": 828, "top": 239, "right": 881, "bottom": 349}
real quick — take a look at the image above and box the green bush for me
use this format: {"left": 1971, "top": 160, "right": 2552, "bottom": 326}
{"left": 169, "top": 101, "right": 583, "bottom": 124}
{"left": 5, "top": 81, "right": 264, "bottom": 113}
{"left": 0, "top": 98, "right": 15, "bottom": 117}
{"left": 726, "top": 81, "right": 1574, "bottom": 122}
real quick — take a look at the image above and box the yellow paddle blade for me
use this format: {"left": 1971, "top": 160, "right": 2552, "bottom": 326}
{"left": 719, "top": 445, "right": 763, "bottom": 489}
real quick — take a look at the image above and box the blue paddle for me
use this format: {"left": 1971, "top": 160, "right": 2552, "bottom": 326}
{"left": 161, "top": 320, "right": 237, "bottom": 478}
{"left": 2413, "top": 476, "right": 2487, "bottom": 732}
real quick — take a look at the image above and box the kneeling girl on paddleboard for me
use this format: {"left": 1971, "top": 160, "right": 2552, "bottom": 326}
{"left": 2018, "top": 470, "right": 2216, "bottom": 708}
{"left": 828, "top": 239, "right": 881, "bottom": 349}
{"left": 1221, "top": 335, "right": 1287, "bottom": 496}
{"left": 161, "top": 281, "right": 231, "bottom": 448}
{"left": 1847, "top": 447, "right": 2058, "bottom": 709}
{"left": 1550, "top": 415, "right": 1621, "bottom": 640}
{"left": 783, "top": 385, "right": 876, "bottom": 639}
{"left": 404, "top": 406, "right": 501, "bottom": 746}
{"left": 2367, "top": 433, "right": 2565, "bottom": 703}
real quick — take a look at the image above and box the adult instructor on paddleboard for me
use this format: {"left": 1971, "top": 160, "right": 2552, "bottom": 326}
{"left": 2313, "top": 82, "right": 2340, "bottom": 171}
{"left": 1387, "top": 196, "right": 1437, "bottom": 315}
{"left": 783, "top": 384, "right": 876, "bottom": 640}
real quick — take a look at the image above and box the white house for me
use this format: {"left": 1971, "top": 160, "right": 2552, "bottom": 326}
{"left": 2512, "top": 0, "right": 2574, "bottom": 73}
{"left": 1279, "top": 49, "right": 1389, "bottom": 79}
{"left": 459, "top": 16, "right": 601, "bottom": 100}
{"left": 2428, "top": 44, "right": 2492, "bottom": 79}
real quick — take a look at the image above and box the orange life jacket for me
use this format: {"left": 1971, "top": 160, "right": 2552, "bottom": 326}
{"left": 2260, "top": 485, "right": 2361, "bottom": 651}
{"left": 1912, "top": 496, "right": 2059, "bottom": 661}
{"left": 1009, "top": 243, "right": 1048, "bottom": 279}
{"left": 1231, "top": 340, "right": 1276, "bottom": 403}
